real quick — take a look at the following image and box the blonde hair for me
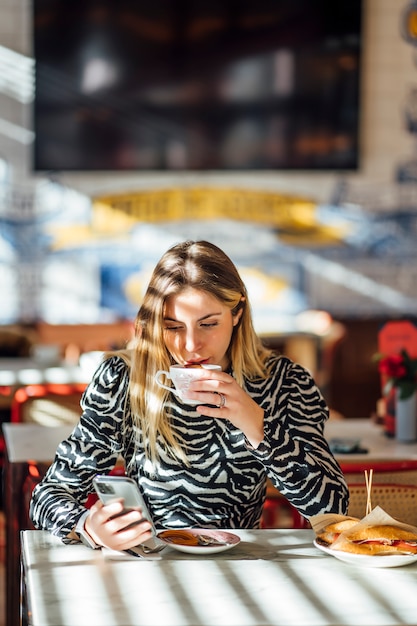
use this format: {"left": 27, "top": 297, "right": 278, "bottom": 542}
{"left": 118, "top": 240, "right": 272, "bottom": 464}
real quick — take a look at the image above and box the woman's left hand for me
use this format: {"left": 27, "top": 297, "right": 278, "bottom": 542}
{"left": 185, "top": 371, "right": 264, "bottom": 448}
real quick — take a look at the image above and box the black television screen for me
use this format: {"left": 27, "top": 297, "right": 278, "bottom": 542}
{"left": 33, "top": 0, "right": 362, "bottom": 172}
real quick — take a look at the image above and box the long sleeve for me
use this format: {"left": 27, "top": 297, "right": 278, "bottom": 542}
{"left": 30, "top": 356, "right": 129, "bottom": 542}
{"left": 246, "top": 356, "right": 349, "bottom": 518}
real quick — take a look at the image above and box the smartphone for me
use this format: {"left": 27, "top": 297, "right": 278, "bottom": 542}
{"left": 92, "top": 475, "right": 165, "bottom": 552}
{"left": 328, "top": 438, "right": 368, "bottom": 454}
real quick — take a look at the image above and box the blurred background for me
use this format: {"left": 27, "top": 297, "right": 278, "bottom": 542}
{"left": 1, "top": 0, "right": 417, "bottom": 419}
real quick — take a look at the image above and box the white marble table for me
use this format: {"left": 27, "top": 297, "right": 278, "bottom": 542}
{"left": 2, "top": 424, "right": 75, "bottom": 626}
{"left": 21, "top": 528, "right": 417, "bottom": 626}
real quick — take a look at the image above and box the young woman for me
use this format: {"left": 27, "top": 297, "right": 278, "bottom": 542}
{"left": 30, "top": 240, "right": 348, "bottom": 551}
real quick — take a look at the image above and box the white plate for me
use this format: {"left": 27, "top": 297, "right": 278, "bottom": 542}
{"left": 314, "top": 539, "right": 417, "bottom": 568}
{"left": 157, "top": 529, "right": 240, "bottom": 555}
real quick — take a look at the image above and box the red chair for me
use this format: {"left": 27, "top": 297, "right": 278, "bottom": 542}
{"left": 11, "top": 383, "right": 88, "bottom": 425}
{"left": 339, "top": 459, "right": 417, "bottom": 486}
{"left": 340, "top": 460, "right": 417, "bottom": 524}
{"left": 347, "top": 483, "right": 417, "bottom": 524}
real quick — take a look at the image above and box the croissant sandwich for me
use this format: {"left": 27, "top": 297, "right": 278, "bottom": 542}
{"left": 331, "top": 524, "right": 417, "bottom": 556}
{"left": 316, "top": 516, "right": 360, "bottom": 547}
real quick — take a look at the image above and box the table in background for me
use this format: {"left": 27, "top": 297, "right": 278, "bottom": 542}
{"left": 2, "top": 423, "right": 74, "bottom": 626}
{"left": 0, "top": 358, "right": 90, "bottom": 388}
{"left": 324, "top": 418, "right": 417, "bottom": 461}
{"left": 0, "top": 357, "right": 89, "bottom": 447}
{"left": 21, "top": 528, "right": 417, "bottom": 626}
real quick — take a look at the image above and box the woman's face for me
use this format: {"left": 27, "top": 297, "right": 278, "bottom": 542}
{"left": 163, "top": 287, "right": 242, "bottom": 370}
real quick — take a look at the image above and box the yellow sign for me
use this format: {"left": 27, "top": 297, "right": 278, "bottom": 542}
{"left": 47, "top": 187, "right": 349, "bottom": 250}
{"left": 92, "top": 187, "right": 317, "bottom": 230}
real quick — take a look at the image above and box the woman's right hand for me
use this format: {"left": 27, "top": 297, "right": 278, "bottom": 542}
{"left": 84, "top": 498, "right": 154, "bottom": 551}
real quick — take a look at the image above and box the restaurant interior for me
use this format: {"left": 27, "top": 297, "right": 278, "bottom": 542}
{"left": 2, "top": 1, "right": 417, "bottom": 625}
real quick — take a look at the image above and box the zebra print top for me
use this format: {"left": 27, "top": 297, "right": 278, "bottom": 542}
{"left": 30, "top": 354, "right": 349, "bottom": 542}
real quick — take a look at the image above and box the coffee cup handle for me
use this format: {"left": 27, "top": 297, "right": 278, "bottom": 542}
{"left": 155, "top": 370, "right": 181, "bottom": 396}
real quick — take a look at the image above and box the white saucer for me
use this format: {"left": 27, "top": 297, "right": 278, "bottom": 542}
{"left": 158, "top": 529, "right": 240, "bottom": 555}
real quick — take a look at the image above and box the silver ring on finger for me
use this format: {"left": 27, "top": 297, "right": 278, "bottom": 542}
{"left": 218, "top": 393, "right": 226, "bottom": 409}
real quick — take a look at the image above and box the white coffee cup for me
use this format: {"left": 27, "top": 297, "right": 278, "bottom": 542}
{"left": 154, "top": 364, "right": 221, "bottom": 404}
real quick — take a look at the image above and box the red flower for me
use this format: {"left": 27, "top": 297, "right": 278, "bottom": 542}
{"left": 378, "top": 354, "right": 407, "bottom": 380}
{"left": 374, "top": 348, "right": 417, "bottom": 400}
